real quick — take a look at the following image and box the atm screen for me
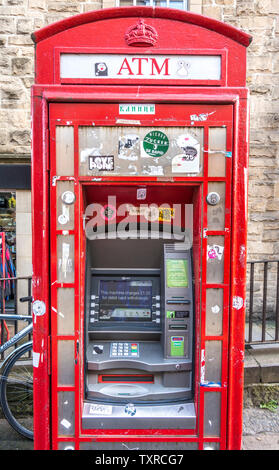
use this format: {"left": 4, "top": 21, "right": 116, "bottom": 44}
{"left": 98, "top": 280, "right": 153, "bottom": 321}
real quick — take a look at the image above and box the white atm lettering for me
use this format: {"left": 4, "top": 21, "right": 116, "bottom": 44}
{"left": 117, "top": 57, "right": 170, "bottom": 77}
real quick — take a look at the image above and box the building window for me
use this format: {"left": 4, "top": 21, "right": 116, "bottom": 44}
{"left": 116, "top": 0, "right": 189, "bottom": 10}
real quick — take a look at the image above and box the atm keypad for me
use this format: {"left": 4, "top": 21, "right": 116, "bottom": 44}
{"left": 110, "top": 342, "right": 139, "bottom": 358}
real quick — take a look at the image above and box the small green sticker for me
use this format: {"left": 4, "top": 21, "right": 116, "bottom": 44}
{"left": 166, "top": 259, "right": 188, "bottom": 288}
{"left": 143, "top": 130, "right": 169, "bottom": 157}
{"left": 171, "top": 336, "right": 185, "bottom": 357}
{"left": 167, "top": 311, "right": 175, "bottom": 319}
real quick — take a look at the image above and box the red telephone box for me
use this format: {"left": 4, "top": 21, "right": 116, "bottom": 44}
{"left": 31, "top": 7, "right": 252, "bottom": 451}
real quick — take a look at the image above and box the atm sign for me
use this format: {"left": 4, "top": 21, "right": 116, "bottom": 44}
{"left": 60, "top": 54, "right": 221, "bottom": 81}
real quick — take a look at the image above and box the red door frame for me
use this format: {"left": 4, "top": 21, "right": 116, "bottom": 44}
{"left": 31, "top": 87, "right": 249, "bottom": 450}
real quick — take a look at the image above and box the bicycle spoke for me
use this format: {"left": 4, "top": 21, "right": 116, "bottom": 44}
{"left": 0, "top": 343, "right": 34, "bottom": 439}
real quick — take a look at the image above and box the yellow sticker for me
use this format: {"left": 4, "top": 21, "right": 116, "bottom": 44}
{"left": 158, "top": 207, "right": 175, "bottom": 222}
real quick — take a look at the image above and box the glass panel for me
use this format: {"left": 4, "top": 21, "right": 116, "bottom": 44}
{"left": 56, "top": 181, "right": 75, "bottom": 230}
{"left": 58, "top": 391, "right": 75, "bottom": 436}
{"left": 79, "top": 126, "right": 203, "bottom": 177}
{"left": 209, "top": 127, "right": 226, "bottom": 150}
{"left": 203, "top": 442, "right": 220, "bottom": 450}
{"left": 204, "top": 392, "right": 221, "bottom": 437}
{"left": 207, "top": 182, "right": 226, "bottom": 231}
{"left": 58, "top": 442, "right": 75, "bottom": 450}
{"left": 57, "top": 235, "right": 75, "bottom": 283}
{"left": 206, "top": 288, "right": 223, "bottom": 336}
{"left": 57, "top": 288, "right": 75, "bottom": 336}
{"left": 205, "top": 340, "right": 222, "bottom": 385}
{"left": 79, "top": 441, "right": 198, "bottom": 450}
{"left": 207, "top": 236, "right": 224, "bottom": 284}
{"left": 57, "top": 341, "right": 75, "bottom": 386}
{"left": 208, "top": 127, "right": 227, "bottom": 177}
{"left": 208, "top": 153, "right": 226, "bottom": 177}
{"left": 56, "top": 126, "right": 74, "bottom": 176}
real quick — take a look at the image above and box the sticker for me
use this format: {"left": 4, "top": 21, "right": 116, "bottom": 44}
{"left": 166, "top": 259, "right": 188, "bottom": 288}
{"left": 95, "top": 62, "right": 108, "bottom": 76}
{"left": 124, "top": 403, "right": 136, "bottom": 417}
{"left": 233, "top": 296, "right": 244, "bottom": 310}
{"left": 62, "top": 242, "right": 70, "bottom": 276}
{"left": 60, "top": 419, "right": 72, "bottom": 429}
{"left": 116, "top": 119, "right": 141, "bottom": 125}
{"left": 58, "top": 205, "right": 70, "bottom": 225}
{"left": 158, "top": 207, "right": 175, "bottom": 222}
{"left": 118, "top": 134, "right": 139, "bottom": 161}
{"left": 127, "top": 205, "right": 159, "bottom": 222}
{"left": 137, "top": 188, "right": 146, "bottom": 200}
{"left": 171, "top": 336, "right": 185, "bottom": 357}
{"left": 119, "top": 104, "right": 155, "bottom": 115}
{"left": 93, "top": 345, "right": 104, "bottom": 355}
{"left": 100, "top": 204, "right": 116, "bottom": 221}
{"left": 89, "top": 404, "right": 112, "bottom": 415}
{"left": 142, "top": 130, "right": 169, "bottom": 157}
{"left": 176, "top": 60, "right": 190, "bottom": 77}
{"left": 200, "top": 348, "right": 205, "bottom": 384}
{"left": 32, "top": 300, "right": 46, "bottom": 317}
{"left": 89, "top": 155, "right": 114, "bottom": 171}
{"left": 211, "top": 305, "right": 220, "bottom": 314}
{"left": 172, "top": 134, "right": 200, "bottom": 173}
{"left": 32, "top": 351, "right": 40, "bottom": 368}
{"left": 207, "top": 245, "right": 224, "bottom": 261}
{"left": 190, "top": 111, "right": 216, "bottom": 122}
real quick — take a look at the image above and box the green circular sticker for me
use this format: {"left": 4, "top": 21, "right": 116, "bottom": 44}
{"left": 143, "top": 131, "right": 169, "bottom": 157}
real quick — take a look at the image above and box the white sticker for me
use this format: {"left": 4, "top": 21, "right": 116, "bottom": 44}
{"left": 32, "top": 351, "right": 40, "bottom": 368}
{"left": 118, "top": 134, "right": 139, "bottom": 161}
{"left": 62, "top": 242, "right": 70, "bottom": 276}
{"left": 172, "top": 134, "right": 200, "bottom": 173}
{"left": 89, "top": 404, "right": 112, "bottom": 415}
{"left": 211, "top": 305, "right": 220, "bottom": 314}
{"left": 190, "top": 111, "right": 216, "bottom": 122}
{"left": 207, "top": 245, "right": 224, "bottom": 261}
{"left": 119, "top": 104, "right": 155, "bottom": 115}
{"left": 137, "top": 188, "right": 146, "bottom": 200}
{"left": 233, "top": 296, "right": 244, "bottom": 310}
{"left": 60, "top": 419, "right": 72, "bottom": 429}
{"left": 58, "top": 205, "right": 70, "bottom": 225}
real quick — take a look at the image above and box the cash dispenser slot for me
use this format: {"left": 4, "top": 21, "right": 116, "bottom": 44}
{"left": 98, "top": 374, "right": 154, "bottom": 383}
{"left": 82, "top": 240, "right": 195, "bottom": 430}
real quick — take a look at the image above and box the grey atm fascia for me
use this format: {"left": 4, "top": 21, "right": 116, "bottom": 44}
{"left": 82, "top": 242, "right": 195, "bottom": 430}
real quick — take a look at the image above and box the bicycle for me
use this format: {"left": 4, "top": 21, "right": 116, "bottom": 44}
{"left": 0, "top": 296, "right": 33, "bottom": 440}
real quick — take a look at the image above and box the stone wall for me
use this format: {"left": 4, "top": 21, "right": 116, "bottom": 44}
{"left": 202, "top": 0, "right": 279, "bottom": 262}
{"left": 0, "top": 0, "right": 278, "bottom": 271}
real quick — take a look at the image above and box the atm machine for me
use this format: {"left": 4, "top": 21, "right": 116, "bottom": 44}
{"left": 82, "top": 241, "right": 195, "bottom": 429}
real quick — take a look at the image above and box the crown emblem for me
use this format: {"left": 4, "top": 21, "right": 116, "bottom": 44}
{"left": 125, "top": 19, "right": 158, "bottom": 47}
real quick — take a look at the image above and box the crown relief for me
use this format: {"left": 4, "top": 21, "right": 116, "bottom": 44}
{"left": 125, "top": 19, "right": 158, "bottom": 47}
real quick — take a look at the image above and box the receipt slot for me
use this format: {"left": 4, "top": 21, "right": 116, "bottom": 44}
{"left": 31, "top": 7, "right": 251, "bottom": 450}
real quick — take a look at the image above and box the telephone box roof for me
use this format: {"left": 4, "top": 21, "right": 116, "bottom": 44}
{"left": 32, "top": 6, "right": 252, "bottom": 47}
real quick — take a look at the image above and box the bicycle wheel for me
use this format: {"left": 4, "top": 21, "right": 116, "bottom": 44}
{"left": 0, "top": 342, "right": 33, "bottom": 440}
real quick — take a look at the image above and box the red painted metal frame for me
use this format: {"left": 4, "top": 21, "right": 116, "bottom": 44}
{"left": 31, "top": 6, "right": 251, "bottom": 451}
{"left": 32, "top": 85, "right": 249, "bottom": 451}
{"left": 45, "top": 100, "right": 235, "bottom": 451}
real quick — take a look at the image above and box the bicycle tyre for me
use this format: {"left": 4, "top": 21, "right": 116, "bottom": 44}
{"left": 0, "top": 342, "right": 33, "bottom": 440}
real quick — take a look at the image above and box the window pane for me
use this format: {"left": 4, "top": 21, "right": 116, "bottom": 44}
{"left": 56, "top": 126, "right": 74, "bottom": 176}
